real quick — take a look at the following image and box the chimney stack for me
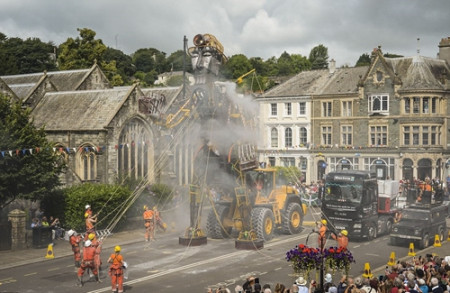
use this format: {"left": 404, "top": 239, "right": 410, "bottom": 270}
{"left": 438, "top": 37, "right": 450, "bottom": 65}
{"left": 329, "top": 59, "right": 336, "bottom": 74}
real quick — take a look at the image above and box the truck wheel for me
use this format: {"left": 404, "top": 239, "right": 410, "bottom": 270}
{"left": 206, "top": 205, "right": 231, "bottom": 239}
{"left": 251, "top": 207, "right": 275, "bottom": 242}
{"left": 419, "top": 233, "right": 430, "bottom": 249}
{"left": 281, "top": 203, "right": 304, "bottom": 235}
{"left": 438, "top": 227, "right": 445, "bottom": 242}
{"left": 386, "top": 220, "right": 393, "bottom": 234}
{"left": 367, "top": 223, "right": 377, "bottom": 240}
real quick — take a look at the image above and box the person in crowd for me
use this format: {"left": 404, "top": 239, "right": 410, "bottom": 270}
{"left": 274, "top": 283, "right": 286, "bottom": 293}
{"left": 50, "top": 217, "right": 64, "bottom": 240}
{"left": 41, "top": 216, "right": 49, "bottom": 227}
{"left": 243, "top": 276, "right": 256, "bottom": 292}
{"left": 31, "top": 217, "right": 40, "bottom": 228}
{"left": 338, "top": 276, "right": 353, "bottom": 293}
{"left": 143, "top": 205, "right": 155, "bottom": 242}
{"left": 430, "top": 277, "right": 443, "bottom": 293}
{"left": 295, "top": 276, "right": 309, "bottom": 293}
{"left": 324, "top": 273, "right": 335, "bottom": 293}
{"left": 68, "top": 229, "right": 82, "bottom": 268}
{"left": 108, "top": 245, "right": 125, "bottom": 293}
{"left": 77, "top": 240, "right": 101, "bottom": 286}
{"left": 317, "top": 180, "right": 326, "bottom": 205}
{"left": 354, "top": 278, "right": 363, "bottom": 289}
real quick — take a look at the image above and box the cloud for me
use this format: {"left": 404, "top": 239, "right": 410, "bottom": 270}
{"left": 0, "top": 0, "right": 449, "bottom": 67}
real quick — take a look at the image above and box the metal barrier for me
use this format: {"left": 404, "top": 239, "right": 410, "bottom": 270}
{"left": 81, "top": 229, "right": 112, "bottom": 239}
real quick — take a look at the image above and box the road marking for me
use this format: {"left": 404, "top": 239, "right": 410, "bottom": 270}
{"left": 48, "top": 267, "right": 60, "bottom": 271}
{"left": 24, "top": 272, "right": 37, "bottom": 276}
{"left": 366, "top": 253, "right": 379, "bottom": 257}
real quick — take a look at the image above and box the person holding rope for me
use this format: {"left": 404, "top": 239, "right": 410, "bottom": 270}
{"left": 68, "top": 229, "right": 82, "bottom": 268}
{"left": 108, "top": 245, "right": 126, "bottom": 293}
{"left": 77, "top": 240, "right": 101, "bottom": 286}
{"left": 317, "top": 219, "right": 328, "bottom": 248}
{"left": 88, "top": 233, "right": 103, "bottom": 274}
{"left": 143, "top": 205, "right": 155, "bottom": 242}
{"left": 331, "top": 229, "right": 349, "bottom": 250}
{"left": 85, "top": 204, "right": 98, "bottom": 241}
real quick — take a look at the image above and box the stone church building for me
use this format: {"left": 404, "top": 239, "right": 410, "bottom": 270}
{"left": 0, "top": 63, "right": 185, "bottom": 188}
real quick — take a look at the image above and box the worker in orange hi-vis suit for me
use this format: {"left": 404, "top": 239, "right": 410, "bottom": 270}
{"left": 77, "top": 240, "right": 101, "bottom": 286}
{"left": 88, "top": 233, "right": 103, "bottom": 273}
{"left": 108, "top": 245, "right": 126, "bottom": 293}
{"left": 85, "top": 205, "right": 98, "bottom": 241}
{"left": 331, "top": 229, "right": 349, "bottom": 250}
{"left": 317, "top": 219, "right": 328, "bottom": 248}
{"left": 143, "top": 205, "right": 155, "bottom": 242}
{"left": 68, "top": 229, "right": 82, "bottom": 268}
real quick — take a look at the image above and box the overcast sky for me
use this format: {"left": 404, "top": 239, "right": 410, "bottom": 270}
{"left": 1, "top": 0, "right": 449, "bottom": 67}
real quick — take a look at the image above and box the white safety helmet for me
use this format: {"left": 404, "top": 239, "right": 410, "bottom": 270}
{"left": 122, "top": 261, "right": 128, "bottom": 269}
{"left": 67, "top": 229, "right": 75, "bottom": 237}
{"left": 85, "top": 204, "right": 91, "bottom": 210}
{"left": 84, "top": 240, "right": 92, "bottom": 247}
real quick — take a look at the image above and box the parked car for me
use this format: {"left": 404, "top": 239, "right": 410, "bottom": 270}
{"left": 389, "top": 203, "right": 448, "bottom": 249}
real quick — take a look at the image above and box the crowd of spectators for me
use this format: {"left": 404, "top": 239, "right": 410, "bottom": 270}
{"left": 30, "top": 208, "right": 65, "bottom": 240}
{"left": 207, "top": 254, "right": 449, "bottom": 293}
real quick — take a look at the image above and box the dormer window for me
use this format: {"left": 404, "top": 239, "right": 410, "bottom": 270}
{"left": 368, "top": 94, "right": 389, "bottom": 114}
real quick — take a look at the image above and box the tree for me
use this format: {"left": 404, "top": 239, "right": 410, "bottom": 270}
{"left": 355, "top": 53, "right": 371, "bottom": 67}
{"left": 290, "top": 54, "right": 311, "bottom": 72}
{"left": 0, "top": 34, "right": 56, "bottom": 75}
{"left": 221, "top": 54, "right": 253, "bottom": 80}
{"left": 166, "top": 50, "right": 190, "bottom": 72}
{"left": 104, "top": 47, "right": 136, "bottom": 85}
{"left": 57, "top": 28, "right": 107, "bottom": 70}
{"left": 309, "top": 44, "right": 329, "bottom": 70}
{"left": 132, "top": 48, "right": 168, "bottom": 74}
{"left": 0, "top": 93, "right": 64, "bottom": 209}
{"left": 277, "top": 51, "right": 294, "bottom": 76}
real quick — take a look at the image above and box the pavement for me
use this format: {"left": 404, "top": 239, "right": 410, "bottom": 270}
{"left": 0, "top": 228, "right": 145, "bottom": 271}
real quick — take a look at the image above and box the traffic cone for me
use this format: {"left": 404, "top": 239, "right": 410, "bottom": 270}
{"left": 362, "top": 262, "right": 373, "bottom": 278}
{"left": 45, "top": 243, "right": 54, "bottom": 259}
{"left": 408, "top": 243, "right": 416, "bottom": 256}
{"left": 387, "top": 252, "right": 396, "bottom": 266}
{"left": 433, "top": 235, "right": 441, "bottom": 247}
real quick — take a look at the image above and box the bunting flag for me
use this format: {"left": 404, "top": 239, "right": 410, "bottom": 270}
{"left": 0, "top": 141, "right": 149, "bottom": 159}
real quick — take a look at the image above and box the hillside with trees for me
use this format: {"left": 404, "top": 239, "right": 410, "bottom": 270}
{"left": 0, "top": 27, "right": 384, "bottom": 91}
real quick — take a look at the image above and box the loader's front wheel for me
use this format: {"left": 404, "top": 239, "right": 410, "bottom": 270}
{"left": 281, "top": 202, "right": 304, "bottom": 235}
{"left": 251, "top": 207, "right": 275, "bottom": 242}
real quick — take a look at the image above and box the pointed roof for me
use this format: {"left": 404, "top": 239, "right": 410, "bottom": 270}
{"left": 32, "top": 86, "right": 136, "bottom": 131}
{"left": 0, "top": 64, "right": 112, "bottom": 101}
{"left": 385, "top": 56, "right": 450, "bottom": 91}
{"left": 263, "top": 66, "right": 367, "bottom": 98}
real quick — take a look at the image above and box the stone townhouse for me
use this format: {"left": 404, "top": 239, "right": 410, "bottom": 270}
{"left": 258, "top": 37, "right": 450, "bottom": 184}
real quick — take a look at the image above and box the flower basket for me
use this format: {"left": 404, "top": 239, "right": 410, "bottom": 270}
{"left": 286, "top": 244, "right": 355, "bottom": 277}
